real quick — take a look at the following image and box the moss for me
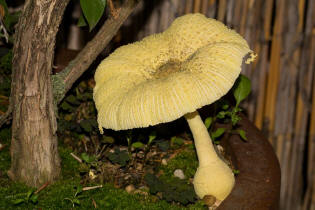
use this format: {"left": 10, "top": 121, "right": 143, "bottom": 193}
{"left": 0, "top": 137, "right": 204, "bottom": 209}
{"left": 0, "top": 179, "right": 204, "bottom": 209}
{"left": 160, "top": 147, "right": 198, "bottom": 179}
{"left": 51, "top": 73, "right": 66, "bottom": 105}
{"left": 59, "top": 146, "right": 81, "bottom": 179}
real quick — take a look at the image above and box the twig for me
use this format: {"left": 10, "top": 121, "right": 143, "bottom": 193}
{"left": 92, "top": 198, "right": 97, "bottom": 208}
{"left": 0, "top": 15, "right": 9, "bottom": 43}
{"left": 0, "top": 95, "right": 8, "bottom": 100}
{"left": 53, "top": 0, "right": 140, "bottom": 104}
{"left": 70, "top": 152, "right": 83, "bottom": 163}
{"left": 34, "top": 182, "right": 50, "bottom": 194}
{"left": 82, "top": 185, "right": 103, "bottom": 191}
{"left": 108, "top": 0, "right": 121, "bottom": 19}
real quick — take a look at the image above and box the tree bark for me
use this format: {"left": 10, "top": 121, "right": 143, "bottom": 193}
{"left": 53, "top": 0, "right": 140, "bottom": 104}
{"left": 8, "top": 0, "right": 70, "bottom": 187}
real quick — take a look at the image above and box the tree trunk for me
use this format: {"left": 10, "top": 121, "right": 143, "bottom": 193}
{"left": 8, "top": 0, "right": 70, "bottom": 187}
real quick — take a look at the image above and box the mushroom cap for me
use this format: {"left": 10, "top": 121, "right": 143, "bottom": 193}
{"left": 94, "top": 13, "right": 252, "bottom": 132}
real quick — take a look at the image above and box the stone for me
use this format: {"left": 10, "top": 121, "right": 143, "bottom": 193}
{"left": 173, "top": 169, "right": 185, "bottom": 179}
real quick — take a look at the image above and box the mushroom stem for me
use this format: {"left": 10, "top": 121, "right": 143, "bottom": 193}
{"left": 184, "top": 111, "right": 219, "bottom": 167}
{"left": 185, "top": 110, "right": 235, "bottom": 200}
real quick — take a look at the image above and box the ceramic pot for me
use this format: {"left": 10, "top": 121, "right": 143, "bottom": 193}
{"left": 218, "top": 116, "right": 281, "bottom": 210}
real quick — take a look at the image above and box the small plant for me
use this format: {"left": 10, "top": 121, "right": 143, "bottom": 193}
{"left": 64, "top": 185, "right": 86, "bottom": 207}
{"left": 142, "top": 131, "right": 157, "bottom": 163}
{"left": 170, "top": 136, "right": 185, "bottom": 148}
{"left": 232, "top": 169, "right": 240, "bottom": 175}
{"left": 75, "top": 149, "right": 107, "bottom": 180}
{"left": 125, "top": 131, "right": 157, "bottom": 165}
{"left": 205, "top": 74, "right": 251, "bottom": 144}
{"left": 11, "top": 189, "right": 38, "bottom": 205}
{"left": 107, "top": 148, "right": 130, "bottom": 167}
{"left": 58, "top": 81, "right": 97, "bottom": 136}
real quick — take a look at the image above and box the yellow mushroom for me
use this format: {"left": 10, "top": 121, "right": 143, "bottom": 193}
{"left": 93, "top": 13, "right": 254, "bottom": 201}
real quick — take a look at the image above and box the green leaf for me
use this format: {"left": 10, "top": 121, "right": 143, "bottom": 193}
{"left": 148, "top": 131, "right": 157, "bottom": 145}
{"left": 171, "top": 137, "right": 184, "bottom": 146}
{"left": 156, "top": 140, "right": 169, "bottom": 152}
{"left": 217, "top": 99, "right": 230, "bottom": 110}
{"left": 60, "top": 101, "right": 74, "bottom": 111}
{"left": 102, "top": 136, "right": 115, "bottom": 144}
{"left": 214, "top": 140, "right": 220, "bottom": 145}
{"left": 79, "top": 163, "right": 89, "bottom": 173}
{"left": 26, "top": 189, "right": 34, "bottom": 200}
{"left": 236, "top": 129, "right": 248, "bottom": 141}
{"left": 107, "top": 149, "right": 130, "bottom": 166}
{"left": 80, "top": 0, "right": 106, "bottom": 31}
{"left": 13, "top": 199, "right": 25, "bottom": 205}
{"left": 66, "top": 95, "right": 80, "bottom": 105}
{"left": 217, "top": 111, "right": 227, "bottom": 119}
{"left": 75, "top": 185, "right": 83, "bottom": 196}
{"left": 233, "top": 75, "right": 251, "bottom": 106}
{"left": 77, "top": 14, "right": 87, "bottom": 27}
{"left": 204, "top": 117, "right": 213, "bottom": 129}
{"left": 77, "top": 92, "right": 93, "bottom": 101}
{"left": 88, "top": 118, "right": 98, "bottom": 128}
{"left": 222, "top": 104, "right": 229, "bottom": 110}
{"left": 81, "top": 153, "right": 90, "bottom": 162}
{"left": 73, "top": 198, "right": 81, "bottom": 205}
{"left": 231, "top": 113, "right": 241, "bottom": 126}
{"left": 233, "top": 169, "right": 240, "bottom": 175}
{"left": 80, "top": 120, "right": 93, "bottom": 132}
{"left": 131, "top": 141, "right": 144, "bottom": 149}
{"left": 81, "top": 153, "right": 95, "bottom": 163}
{"left": 30, "top": 195, "right": 38, "bottom": 204}
{"left": 211, "top": 128, "right": 226, "bottom": 140}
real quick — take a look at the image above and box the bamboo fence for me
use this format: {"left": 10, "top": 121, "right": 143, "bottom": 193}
{"left": 117, "top": 1, "right": 315, "bottom": 210}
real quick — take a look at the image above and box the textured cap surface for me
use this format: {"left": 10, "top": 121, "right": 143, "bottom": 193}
{"left": 94, "top": 13, "right": 253, "bottom": 132}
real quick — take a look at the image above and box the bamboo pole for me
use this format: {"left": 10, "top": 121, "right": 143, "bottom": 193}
{"left": 239, "top": 0, "right": 249, "bottom": 37}
{"left": 254, "top": 44, "right": 268, "bottom": 130}
{"left": 193, "top": 0, "right": 201, "bottom": 13}
{"left": 159, "top": 0, "right": 171, "bottom": 31}
{"left": 226, "top": 0, "right": 234, "bottom": 27}
{"left": 243, "top": 0, "right": 259, "bottom": 121}
{"left": 185, "top": 0, "right": 193, "bottom": 14}
{"left": 145, "top": 0, "right": 159, "bottom": 35}
{"left": 263, "top": 0, "right": 285, "bottom": 146}
{"left": 206, "top": 0, "right": 216, "bottom": 18}
{"left": 276, "top": 1, "right": 303, "bottom": 208}
{"left": 254, "top": 0, "right": 273, "bottom": 129}
{"left": 217, "top": 0, "right": 226, "bottom": 22}
{"left": 201, "top": 0, "right": 208, "bottom": 15}
{"left": 263, "top": 0, "right": 273, "bottom": 41}
{"left": 286, "top": 1, "right": 314, "bottom": 209}
{"left": 304, "top": 41, "right": 315, "bottom": 209}
{"left": 232, "top": 0, "right": 242, "bottom": 31}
